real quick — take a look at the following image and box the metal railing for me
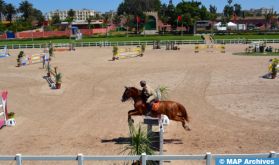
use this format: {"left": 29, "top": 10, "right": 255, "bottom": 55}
{"left": 0, "top": 151, "right": 277, "bottom": 165}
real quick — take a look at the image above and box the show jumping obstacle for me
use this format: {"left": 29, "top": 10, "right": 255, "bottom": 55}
{"left": 54, "top": 43, "right": 75, "bottom": 52}
{"left": 0, "top": 91, "right": 15, "bottom": 129}
{"left": 112, "top": 46, "right": 143, "bottom": 60}
{"left": 194, "top": 44, "right": 226, "bottom": 53}
{"left": 143, "top": 115, "right": 169, "bottom": 165}
{"left": 166, "top": 41, "right": 180, "bottom": 50}
{"left": 45, "top": 65, "right": 59, "bottom": 89}
{"left": 19, "top": 53, "right": 49, "bottom": 66}
{"left": 0, "top": 46, "right": 10, "bottom": 58}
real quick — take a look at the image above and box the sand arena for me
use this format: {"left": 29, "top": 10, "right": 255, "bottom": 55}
{"left": 0, "top": 44, "right": 278, "bottom": 164}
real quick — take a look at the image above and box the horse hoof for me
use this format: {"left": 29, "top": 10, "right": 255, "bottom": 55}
{"left": 186, "top": 127, "right": 191, "bottom": 131}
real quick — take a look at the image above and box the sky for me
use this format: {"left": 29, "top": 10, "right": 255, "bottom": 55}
{"left": 4, "top": 0, "right": 279, "bottom": 14}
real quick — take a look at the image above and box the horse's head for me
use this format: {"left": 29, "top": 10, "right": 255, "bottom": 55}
{"left": 121, "top": 86, "right": 140, "bottom": 102}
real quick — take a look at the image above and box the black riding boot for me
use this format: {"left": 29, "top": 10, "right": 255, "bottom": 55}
{"left": 146, "top": 103, "right": 152, "bottom": 116}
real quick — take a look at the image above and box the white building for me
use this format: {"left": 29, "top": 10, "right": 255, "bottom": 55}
{"left": 46, "top": 9, "right": 96, "bottom": 21}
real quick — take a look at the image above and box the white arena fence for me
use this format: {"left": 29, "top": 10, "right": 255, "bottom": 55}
{"left": 214, "top": 39, "right": 279, "bottom": 44}
{"left": 1, "top": 39, "right": 279, "bottom": 50}
{"left": 0, "top": 151, "right": 278, "bottom": 165}
{"left": 0, "top": 39, "right": 279, "bottom": 49}
{"left": 0, "top": 40, "right": 203, "bottom": 49}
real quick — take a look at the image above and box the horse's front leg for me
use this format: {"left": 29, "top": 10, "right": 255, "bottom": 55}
{"left": 128, "top": 109, "right": 142, "bottom": 123}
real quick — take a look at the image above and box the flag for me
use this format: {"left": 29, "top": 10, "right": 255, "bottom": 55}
{"left": 177, "top": 15, "right": 182, "bottom": 22}
{"left": 136, "top": 16, "right": 140, "bottom": 23}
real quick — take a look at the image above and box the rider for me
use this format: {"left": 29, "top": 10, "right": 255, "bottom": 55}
{"left": 140, "top": 80, "right": 157, "bottom": 116}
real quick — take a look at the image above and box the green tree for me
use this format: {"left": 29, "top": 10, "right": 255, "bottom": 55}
{"left": 117, "top": 0, "right": 161, "bottom": 16}
{"left": 31, "top": 8, "right": 45, "bottom": 26}
{"left": 0, "top": 0, "right": 6, "bottom": 22}
{"left": 209, "top": 5, "right": 217, "bottom": 31}
{"left": 112, "top": 14, "right": 121, "bottom": 29}
{"left": 51, "top": 14, "right": 61, "bottom": 25}
{"left": 94, "top": 13, "right": 101, "bottom": 20}
{"left": 0, "top": 22, "right": 5, "bottom": 31}
{"left": 65, "top": 9, "right": 75, "bottom": 29}
{"left": 209, "top": 5, "right": 217, "bottom": 15}
{"left": 264, "top": 11, "right": 273, "bottom": 30}
{"left": 233, "top": 3, "right": 242, "bottom": 17}
{"left": 175, "top": 1, "right": 210, "bottom": 32}
{"left": 159, "top": 2, "right": 175, "bottom": 25}
{"left": 86, "top": 16, "right": 94, "bottom": 29}
{"left": 223, "top": 5, "right": 234, "bottom": 22}
{"left": 67, "top": 9, "right": 75, "bottom": 20}
{"left": 200, "top": 5, "right": 210, "bottom": 20}
{"left": 228, "top": 0, "right": 233, "bottom": 5}
{"left": 4, "top": 3, "right": 16, "bottom": 23}
{"left": 18, "top": 0, "right": 33, "bottom": 21}
{"left": 159, "top": 4, "right": 168, "bottom": 24}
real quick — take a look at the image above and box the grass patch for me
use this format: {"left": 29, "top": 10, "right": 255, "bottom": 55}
{"left": 233, "top": 52, "right": 279, "bottom": 56}
{"left": 0, "top": 35, "right": 201, "bottom": 46}
{"left": 1, "top": 34, "right": 279, "bottom": 46}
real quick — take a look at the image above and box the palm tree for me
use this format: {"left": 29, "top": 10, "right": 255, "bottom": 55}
{"left": 227, "top": 0, "right": 233, "bottom": 5}
{"left": 18, "top": 0, "right": 33, "bottom": 21}
{"left": 66, "top": 9, "right": 75, "bottom": 39}
{"left": 0, "top": 0, "right": 5, "bottom": 22}
{"left": 264, "top": 12, "right": 272, "bottom": 30}
{"left": 51, "top": 14, "right": 61, "bottom": 26}
{"left": 67, "top": 9, "right": 75, "bottom": 20}
{"left": 209, "top": 5, "right": 217, "bottom": 32}
{"left": 4, "top": 3, "right": 16, "bottom": 24}
{"left": 86, "top": 16, "right": 94, "bottom": 29}
{"left": 113, "top": 14, "right": 121, "bottom": 30}
{"left": 66, "top": 9, "right": 75, "bottom": 27}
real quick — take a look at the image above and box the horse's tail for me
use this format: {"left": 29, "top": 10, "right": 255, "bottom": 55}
{"left": 178, "top": 103, "right": 190, "bottom": 122}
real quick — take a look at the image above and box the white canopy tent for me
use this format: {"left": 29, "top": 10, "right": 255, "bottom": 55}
{"left": 214, "top": 22, "right": 222, "bottom": 27}
{"left": 214, "top": 22, "right": 227, "bottom": 31}
{"left": 227, "top": 22, "right": 237, "bottom": 30}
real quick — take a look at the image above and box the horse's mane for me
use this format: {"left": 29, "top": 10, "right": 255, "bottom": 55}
{"left": 129, "top": 87, "right": 142, "bottom": 95}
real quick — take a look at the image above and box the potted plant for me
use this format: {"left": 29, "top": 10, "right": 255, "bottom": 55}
{"left": 140, "top": 44, "right": 145, "bottom": 57}
{"left": 112, "top": 46, "right": 118, "bottom": 60}
{"left": 122, "top": 124, "right": 154, "bottom": 165}
{"left": 46, "top": 64, "right": 51, "bottom": 77}
{"left": 271, "top": 58, "right": 278, "bottom": 79}
{"left": 17, "top": 51, "right": 24, "bottom": 67}
{"left": 7, "top": 112, "right": 15, "bottom": 119}
{"left": 49, "top": 47, "right": 54, "bottom": 57}
{"left": 55, "top": 73, "right": 62, "bottom": 89}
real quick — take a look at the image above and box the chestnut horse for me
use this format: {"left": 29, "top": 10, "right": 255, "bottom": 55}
{"left": 121, "top": 87, "right": 191, "bottom": 131}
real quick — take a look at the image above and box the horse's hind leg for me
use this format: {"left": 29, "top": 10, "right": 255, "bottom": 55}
{"left": 184, "top": 121, "right": 191, "bottom": 131}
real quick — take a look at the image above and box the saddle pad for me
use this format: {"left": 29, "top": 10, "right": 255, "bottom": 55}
{"left": 152, "top": 102, "right": 160, "bottom": 111}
